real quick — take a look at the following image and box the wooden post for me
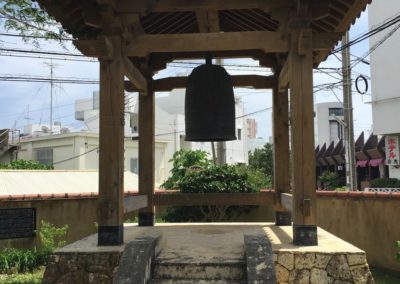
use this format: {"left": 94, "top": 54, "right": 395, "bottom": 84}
{"left": 138, "top": 80, "right": 155, "bottom": 226}
{"left": 273, "top": 72, "right": 291, "bottom": 225}
{"left": 98, "top": 37, "right": 125, "bottom": 246}
{"left": 289, "top": 29, "right": 318, "bottom": 245}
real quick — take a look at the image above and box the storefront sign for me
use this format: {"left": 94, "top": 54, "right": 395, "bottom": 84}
{"left": 385, "top": 136, "right": 400, "bottom": 165}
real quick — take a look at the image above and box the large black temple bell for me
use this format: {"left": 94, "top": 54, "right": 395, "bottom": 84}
{"left": 185, "top": 59, "right": 236, "bottom": 142}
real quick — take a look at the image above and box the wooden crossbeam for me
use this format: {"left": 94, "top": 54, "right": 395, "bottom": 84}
{"left": 124, "top": 31, "right": 288, "bottom": 56}
{"left": 125, "top": 75, "right": 274, "bottom": 92}
{"left": 116, "top": 0, "right": 293, "bottom": 13}
{"left": 153, "top": 191, "right": 275, "bottom": 206}
{"left": 123, "top": 195, "right": 148, "bottom": 214}
{"left": 74, "top": 32, "right": 337, "bottom": 58}
{"left": 123, "top": 57, "right": 147, "bottom": 92}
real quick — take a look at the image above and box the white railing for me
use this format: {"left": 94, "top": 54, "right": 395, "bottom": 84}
{"left": 364, "top": 188, "right": 400, "bottom": 193}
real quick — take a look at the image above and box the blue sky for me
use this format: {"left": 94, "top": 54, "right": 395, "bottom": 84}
{"left": 0, "top": 9, "right": 375, "bottom": 139}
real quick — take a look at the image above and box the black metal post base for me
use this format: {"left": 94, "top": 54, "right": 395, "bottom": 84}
{"left": 98, "top": 225, "right": 123, "bottom": 246}
{"left": 293, "top": 224, "right": 318, "bottom": 246}
{"left": 275, "top": 211, "right": 292, "bottom": 226}
{"left": 138, "top": 212, "right": 155, "bottom": 226}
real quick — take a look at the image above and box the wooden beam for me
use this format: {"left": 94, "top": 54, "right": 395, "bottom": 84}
{"left": 124, "top": 195, "right": 148, "bottom": 214}
{"left": 138, "top": 80, "right": 155, "bottom": 226}
{"left": 97, "top": 37, "right": 124, "bottom": 245}
{"left": 272, "top": 72, "right": 290, "bottom": 212}
{"left": 117, "top": 31, "right": 336, "bottom": 57}
{"left": 116, "top": 0, "right": 293, "bottom": 13}
{"left": 73, "top": 39, "right": 113, "bottom": 59}
{"left": 125, "top": 75, "right": 274, "bottom": 92}
{"left": 123, "top": 57, "right": 147, "bottom": 92}
{"left": 124, "top": 31, "right": 289, "bottom": 56}
{"left": 278, "top": 59, "right": 289, "bottom": 92}
{"left": 289, "top": 29, "right": 317, "bottom": 226}
{"left": 153, "top": 191, "right": 275, "bottom": 206}
{"left": 196, "top": 10, "right": 220, "bottom": 33}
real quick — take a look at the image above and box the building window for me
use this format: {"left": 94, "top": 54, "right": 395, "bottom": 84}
{"left": 328, "top": 108, "right": 344, "bottom": 116}
{"left": 130, "top": 158, "right": 138, "bottom": 174}
{"left": 237, "top": 129, "right": 242, "bottom": 140}
{"left": 35, "top": 148, "right": 53, "bottom": 166}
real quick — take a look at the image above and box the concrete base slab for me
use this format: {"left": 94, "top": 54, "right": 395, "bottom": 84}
{"left": 43, "top": 223, "right": 374, "bottom": 283}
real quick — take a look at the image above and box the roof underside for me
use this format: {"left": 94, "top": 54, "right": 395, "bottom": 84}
{"left": 38, "top": 0, "right": 371, "bottom": 67}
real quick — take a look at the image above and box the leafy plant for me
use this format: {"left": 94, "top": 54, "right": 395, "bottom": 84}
{"left": 39, "top": 221, "right": 68, "bottom": 252}
{"left": 248, "top": 143, "right": 274, "bottom": 180}
{"left": 163, "top": 165, "right": 262, "bottom": 222}
{"left": 370, "top": 178, "right": 400, "bottom": 188}
{"left": 319, "top": 171, "right": 345, "bottom": 190}
{"left": 161, "top": 149, "right": 212, "bottom": 189}
{"left": 396, "top": 241, "right": 400, "bottom": 262}
{"left": 0, "top": 221, "right": 67, "bottom": 274}
{"left": 0, "top": 267, "right": 44, "bottom": 284}
{"left": 0, "top": 160, "right": 52, "bottom": 170}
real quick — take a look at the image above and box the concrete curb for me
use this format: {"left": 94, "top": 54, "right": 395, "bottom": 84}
{"left": 114, "top": 234, "right": 161, "bottom": 284}
{"left": 244, "top": 234, "right": 276, "bottom": 284}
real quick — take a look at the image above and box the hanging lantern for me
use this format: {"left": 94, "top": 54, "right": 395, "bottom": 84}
{"left": 185, "top": 60, "right": 236, "bottom": 142}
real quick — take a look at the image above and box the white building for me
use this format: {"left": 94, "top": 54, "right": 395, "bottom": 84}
{"left": 17, "top": 132, "right": 168, "bottom": 186}
{"left": 157, "top": 88, "right": 249, "bottom": 164}
{"left": 369, "top": 0, "right": 400, "bottom": 178}
{"left": 15, "top": 86, "right": 250, "bottom": 185}
{"left": 314, "top": 102, "right": 344, "bottom": 147}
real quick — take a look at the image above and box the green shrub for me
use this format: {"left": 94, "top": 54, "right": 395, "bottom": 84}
{"left": 162, "top": 165, "right": 262, "bottom": 222}
{"left": 0, "top": 160, "right": 52, "bottom": 170}
{"left": 319, "top": 171, "right": 345, "bottom": 190}
{"left": 161, "top": 149, "right": 212, "bottom": 189}
{"left": 370, "top": 178, "right": 400, "bottom": 188}
{"left": 0, "top": 221, "right": 67, "bottom": 274}
{"left": 396, "top": 241, "right": 400, "bottom": 262}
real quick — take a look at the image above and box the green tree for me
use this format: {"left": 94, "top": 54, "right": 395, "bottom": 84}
{"left": 0, "top": 159, "right": 52, "bottom": 170}
{"left": 248, "top": 143, "right": 274, "bottom": 178}
{"left": 1, "top": 0, "right": 67, "bottom": 44}
{"left": 161, "top": 149, "right": 212, "bottom": 189}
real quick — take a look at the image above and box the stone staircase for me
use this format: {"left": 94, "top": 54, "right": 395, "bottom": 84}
{"left": 150, "top": 257, "right": 247, "bottom": 283}
{"left": 114, "top": 226, "right": 276, "bottom": 284}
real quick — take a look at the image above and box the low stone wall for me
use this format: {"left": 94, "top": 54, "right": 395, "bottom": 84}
{"left": 42, "top": 252, "right": 122, "bottom": 284}
{"left": 274, "top": 252, "right": 373, "bottom": 283}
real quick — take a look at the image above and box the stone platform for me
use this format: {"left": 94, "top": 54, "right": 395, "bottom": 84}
{"left": 43, "top": 223, "right": 374, "bottom": 283}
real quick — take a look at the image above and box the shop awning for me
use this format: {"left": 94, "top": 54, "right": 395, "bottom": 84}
{"left": 356, "top": 160, "right": 368, "bottom": 167}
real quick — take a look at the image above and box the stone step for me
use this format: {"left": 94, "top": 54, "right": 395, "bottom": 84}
{"left": 150, "top": 280, "right": 247, "bottom": 284}
{"left": 153, "top": 260, "right": 246, "bottom": 281}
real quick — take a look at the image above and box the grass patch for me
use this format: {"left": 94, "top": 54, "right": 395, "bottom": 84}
{"left": 371, "top": 267, "right": 400, "bottom": 284}
{"left": 0, "top": 267, "right": 44, "bottom": 284}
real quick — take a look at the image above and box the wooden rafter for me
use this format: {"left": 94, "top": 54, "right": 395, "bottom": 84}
{"left": 116, "top": 0, "right": 293, "bottom": 13}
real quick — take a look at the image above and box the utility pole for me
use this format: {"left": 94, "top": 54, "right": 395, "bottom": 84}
{"left": 44, "top": 60, "right": 57, "bottom": 135}
{"left": 342, "top": 32, "right": 358, "bottom": 190}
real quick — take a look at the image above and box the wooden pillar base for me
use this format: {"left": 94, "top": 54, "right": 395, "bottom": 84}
{"left": 138, "top": 212, "right": 155, "bottom": 226}
{"left": 293, "top": 225, "right": 318, "bottom": 246}
{"left": 275, "top": 211, "right": 292, "bottom": 226}
{"left": 98, "top": 225, "right": 123, "bottom": 246}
